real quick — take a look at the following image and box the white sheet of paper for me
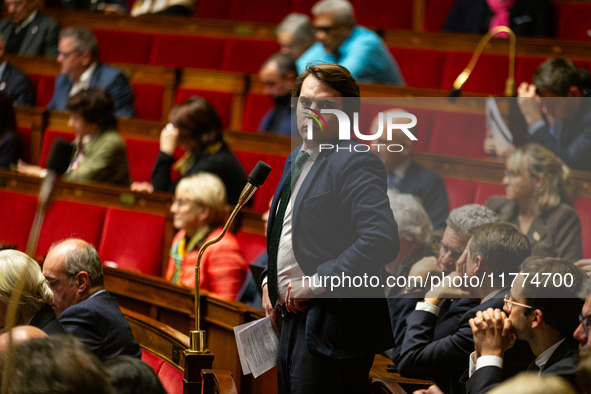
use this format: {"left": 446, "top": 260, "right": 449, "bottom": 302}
{"left": 237, "top": 316, "right": 279, "bottom": 378}
{"left": 486, "top": 97, "right": 513, "bottom": 151}
{"left": 233, "top": 319, "right": 258, "bottom": 375}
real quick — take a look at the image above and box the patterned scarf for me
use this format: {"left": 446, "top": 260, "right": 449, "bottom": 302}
{"left": 169, "top": 226, "right": 211, "bottom": 285}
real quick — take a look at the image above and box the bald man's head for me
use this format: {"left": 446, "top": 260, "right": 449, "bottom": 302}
{"left": 43, "top": 239, "right": 104, "bottom": 317}
{"left": 0, "top": 326, "right": 47, "bottom": 354}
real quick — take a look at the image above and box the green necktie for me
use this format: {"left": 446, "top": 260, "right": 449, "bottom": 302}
{"left": 268, "top": 151, "right": 309, "bottom": 307}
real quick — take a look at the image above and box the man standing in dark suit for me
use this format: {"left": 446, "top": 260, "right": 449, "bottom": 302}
{"left": 370, "top": 109, "right": 449, "bottom": 233}
{"left": 0, "top": 0, "right": 58, "bottom": 57}
{"left": 42, "top": 238, "right": 141, "bottom": 361}
{"left": 467, "top": 258, "right": 586, "bottom": 393}
{"left": 47, "top": 26, "right": 134, "bottom": 118}
{"left": 0, "top": 33, "right": 34, "bottom": 106}
{"left": 262, "top": 63, "right": 400, "bottom": 394}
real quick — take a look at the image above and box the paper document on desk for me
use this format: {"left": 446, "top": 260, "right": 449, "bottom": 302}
{"left": 234, "top": 316, "right": 279, "bottom": 378}
{"left": 486, "top": 97, "right": 513, "bottom": 151}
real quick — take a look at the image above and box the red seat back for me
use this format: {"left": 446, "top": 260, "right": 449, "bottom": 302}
{"left": 236, "top": 231, "right": 267, "bottom": 264}
{"left": 0, "top": 190, "right": 37, "bottom": 251}
{"left": 195, "top": 0, "right": 231, "bottom": 18}
{"left": 444, "top": 178, "right": 477, "bottom": 210}
{"left": 427, "top": 111, "right": 486, "bottom": 158}
{"left": 18, "top": 126, "right": 32, "bottom": 162}
{"left": 241, "top": 93, "right": 274, "bottom": 132}
{"left": 389, "top": 47, "right": 446, "bottom": 90}
{"left": 221, "top": 38, "right": 279, "bottom": 74}
{"left": 555, "top": 3, "right": 591, "bottom": 41}
{"left": 473, "top": 182, "right": 505, "bottom": 205}
{"left": 234, "top": 151, "right": 285, "bottom": 213}
{"left": 36, "top": 75, "right": 56, "bottom": 107}
{"left": 35, "top": 200, "right": 106, "bottom": 257}
{"left": 574, "top": 197, "right": 591, "bottom": 259}
{"left": 141, "top": 350, "right": 165, "bottom": 374}
{"left": 124, "top": 137, "right": 161, "bottom": 183}
{"left": 229, "top": 0, "right": 291, "bottom": 23}
{"left": 149, "top": 34, "right": 225, "bottom": 69}
{"left": 132, "top": 83, "right": 164, "bottom": 121}
{"left": 93, "top": 29, "right": 154, "bottom": 64}
{"left": 98, "top": 208, "right": 166, "bottom": 276}
{"left": 441, "top": 52, "right": 511, "bottom": 95}
{"left": 355, "top": 0, "right": 413, "bottom": 30}
{"left": 157, "top": 363, "right": 184, "bottom": 394}
{"left": 424, "top": 0, "right": 456, "bottom": 32}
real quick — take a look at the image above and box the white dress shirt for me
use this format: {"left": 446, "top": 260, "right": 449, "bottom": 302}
{"left": 70, "top": 62, "right": 97, "bottom": 97}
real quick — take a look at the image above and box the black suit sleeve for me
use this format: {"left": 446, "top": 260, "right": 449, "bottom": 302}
{"left": 151, "top": 151, "right": 176, "bottom": 193}
{"left": 528, "top": 122, "right": 591, "bottom": 172}
{"left": 43, "top": 19, "right": 60, "bottom": 58}
{"left": 466, "top": 366, "right": 504, "bottom": 394}
{"left": 108, "top": 72, "right": 135, "bottom": 118}
{"left": 14, "top": 73, "right": 35, "bottom": 107}
{"left": 59, "top": 309, "right": 104, "bottom": 359}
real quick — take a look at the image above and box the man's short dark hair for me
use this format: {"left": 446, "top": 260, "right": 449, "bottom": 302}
{"left": 66, "top": 88, "right": 117, "bottom": 132}
{"left": 262, "top": 52, "right": 297, "bottom": 77}
{"left": 468, "top": 222, "right": 531, "bottom": 276}
{"left": 292, "top": 63, "right": 360, "bottom": 122}
{"left": 0, "top": 335, "right": 113, "bottom": 394}
{"left": 104, "top": 356, "right": 167, "bottom": 394}
{"left": 519, "top": 257, "right": 586, "bottom": 338}
{"left": 532, "top": 58, "right": 582, "bottom": 96}
{"left": 59, "top": 26, "right": 99, "bottom": 62}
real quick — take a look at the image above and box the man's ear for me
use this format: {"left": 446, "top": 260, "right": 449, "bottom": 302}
{"left": 80, "top": 51, "right": 92, "bottom": 68}
{"left": 568, "top": 85, "right": 583, "bottom": 98}
{"left": 472, "top": 255, "right": 483, "bottom": 273}
{"left": 75, "top": 271, "right": 91, "bottom": 292}
{"left": 531, "top": 309, "right": 544, "bottom": 329}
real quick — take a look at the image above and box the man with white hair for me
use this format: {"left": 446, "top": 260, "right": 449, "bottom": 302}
{"left": 276, "top": 13, "right": 315, "bottom": 60}
{"left": 0, "top": 0, "right": 59, "bottom": 57}
{"left": 296, "top": 0, "right": 404, "bottom": 84}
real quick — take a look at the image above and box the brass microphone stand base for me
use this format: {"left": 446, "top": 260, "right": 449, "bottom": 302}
{"left": 184, "top": 330, "right": 214, "bottom": 394}
{"left": 187, "top": 330, "right": 209, "bottom": 354}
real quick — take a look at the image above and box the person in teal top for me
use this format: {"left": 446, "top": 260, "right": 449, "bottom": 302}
{"left": 296, "top": 0, "right": 405, "bottom": 85}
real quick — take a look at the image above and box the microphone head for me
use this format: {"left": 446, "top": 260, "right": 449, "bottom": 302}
{"left": 248, "top": 161, "right": 272, "bottom": 187}
{"left": 47, "top": 139, "right": 74, "bottom": 176}
{"left": 448, "top": 88, "right": 461, "bottom": 99}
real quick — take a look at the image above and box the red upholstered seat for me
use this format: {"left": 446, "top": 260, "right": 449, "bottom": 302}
{"left": 473, "top": 182, "right": 505, "bottom": 205}
{"left": 236, "top": 231, "right": 267, "bottom": 264}
{"left": 35, "top": 200, "right": 106, "bottom": 257}
{"left": 98, "top": 208, "right": 166, "bottom": 276}
{"left": 35, "top": 75, "right": 55, "bottom": 107}
{"left": 157, "top": 363, "right": 184, "bottom": 394}
{"left": 290, "top": 0, "right": 314, "bottom": 15}
{"left": 355, "top": 0, "right": 413, "bottom": 30}
{"left": 0, "top": 190, "right": 37, "bottom": 251}
{"left": 389, "top": 47, "right": 446, "bottom": 90}
{"left": 149, "top": 34, "right": 225, "bottom": 69}
{"left": 174, "top": 88, "right": 233, "bottom": 129}
{"left": 423, "top": 0, "right": 456, "bottom": 32}
{"left": 555, "top": 2, "right": 591, "bottom": 41}
{"left": 124, "top": 137, "right": 160, "bottom": 183}
{"left": 141, "top": 350, "right": 165, "bottom": 374}
{"left": 444, "top": 178, "right": 477, "bottom": 210}
{"left": 195, "top": 0, "right": 231, "bottom": 18}
{"left": 229, "top": 0, "right": 290, "bottom": 23}
{"left": 515, "top": 56, "right": 546, "bottom": 85}
{"left": 441, "top": 52, "right": 511, "bottom": 95}
{"left": 427, "top": 111, "right": 486, "bottom": 158}
{"left": 220, "top": 38, "right": 279, "bottom": 74}
{"left": 93, "top": 29, "right": 153, "bottom": 64}
{"left": 234, "top": 151, "right": 285, "bottom": 213}
{"left": 18, "top": 127, "right": 32, "bottom": 162}
{"left": 241, "top": 93, "right": 274, "bottom": 132}
{"left": 574, "top": 197, "right": 591, "bottom": 259}
{"left": 132, "top": 83, "right": 164, "bottom": 121}
{"left": 39, "top": 130, "right": 75, "bottom": 168}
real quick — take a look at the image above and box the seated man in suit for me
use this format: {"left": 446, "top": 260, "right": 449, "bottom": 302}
{"left": 0, "top": 0, "right": 58, "bottom": 57}
{"left": 517, "top": 57, "right": 591, "bottom": 172}
{"left": 42, "top": 238, "right": 141, "bottom": 361}
{"left": 467, "top": 258, "right": 586, "bottom": 393}
{"left": 257, "top": 53, "right": 297, "bottom": 136}
{"left": 47, "top": 26, "right": 134, "bottom": 118}
{"left": 296, "top": 0, "right": 404, "bottom": 85}
{"left": 371, "top": 109, "right": 449, "bottom": 233}
{"left": 395, "top": 223, "right": 534, "bottom": 393}
{"left": 0, "top": 33, "right": 34, "bottom": 106}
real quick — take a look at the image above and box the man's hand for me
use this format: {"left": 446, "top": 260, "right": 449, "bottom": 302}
{"left": 424, "top": 249, "right": 471, "bottom": 305}
{"left": 469, "top": 308, "right": 516, "bottom": 359}
{"left": 130, "top": 182, "right": 154, "bottom": 193}
{"left": 262, "top": 284, "right": 280, "bottom": 333}
{"left": 517, "top": 82, "right": 543, "bottom": 127}
{"left": 406, "top": 256, "right": 441, "bottom": 294}
{"left": 16, "top": 160, "right": 45, "bottom": 177}
{"left": 575, "top": 259, "right": 591, "bottom": 277}
{"left": 413, "top": 385, "right": 444, "bottom": 394}
{"left": 285, "top": 282, "right": 311, "bottom": 314}
{"left": 160, "top": 123, "right": 179, "bottom": 156}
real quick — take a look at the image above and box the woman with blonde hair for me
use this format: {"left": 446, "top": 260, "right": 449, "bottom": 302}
{"left": 486, "top": 142, "right": 582, "bottom": 260}
{"left": 0, "top": 250, "right": 66, "bottom": 335}
{"left": 165, "top": 172, "right": 248, "bottom": 300}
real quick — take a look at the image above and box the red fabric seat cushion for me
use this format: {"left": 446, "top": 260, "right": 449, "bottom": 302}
{"left": 555, "top": 3, "right": 591, "bottom": 41}
{"left": 195, "top": 0, "right": 231, "bottom": 18}
{"left": 157, "top": 363, "right": 184, "bottom": 394}
{"left": 149, "top": 34, "right": 225, "bottom": 69}
{"left": 0, "top": 190, "right": 37, "bottom": 251}
{"left": 441, "top": 52, "right": 511, "bottom": 95}
{"left": 98, "top": 208, "right": 166, "bottom": 276}
{"left": 221, "top": 38, "right": 279, "bottom": 74}
{"left": 574, "top": 198, "right": 591, "bottom": 259}
{"left": 35, "top": 200, "right": 106, "bottom": 257}
{"left": 36, "top": 75, "right": 56, "bottom": 107}
{"left": 132, "top": 83, "right": 164, "bottom": 121}
{"left": 141, "top": 350, "right": 165, "bottom": 375}
{"left": 473, "top": 182, "right": 505, "bottom": 205}
{"left": 355, "top": 0, "right": 413, "bottom": 30}
{"left": 229, "top": 0, "right": 290, "bottom": 23}
{"left": 124, "top": 137, "right": 161, "bottom": 183}
{"left": 236, "top": 231, "right": 267, "bottom": 264}
{"left": 424, "top": 0, "right": 456, "bottom": 32}
{"left": 444, "top": 178, "right": 477, "bottom": 210}
{"left": 93, "top": 29, "right": 154, "bottom": 64}
{"left": 241, "top": 93, "right": 274, "bottom": 132}
{"left": 389, "top": 47, "right": 446, "bottom": 90}
{"left": 39, "top": 130, "right": 75, "bottom": 168}
{"left": 427, "top": 111, "right": 486, "bottom": 158}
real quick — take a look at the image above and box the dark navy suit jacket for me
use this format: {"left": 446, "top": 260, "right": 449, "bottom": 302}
{"left": 466, "top": 338, "right": 579, "bottom": 394}
{"left": 29, "top": 303, "right": 67, "bottom": 335}
{"left": 58, "top": 291, "right": 141, "bottom": 361}
{"left": 397, "top": 290, "right": 534, "bottom": 393}
{"left": 0, "top": 64, "right": 35, "bottom": 107}
{"left": 266, "top": 139, "right": 400, "bottom": 360}
{"left": 0, "top": 12, "right": 59, "bottom": 57}
{"left": 46, "top": 63, "right": 134, "bottom": 118}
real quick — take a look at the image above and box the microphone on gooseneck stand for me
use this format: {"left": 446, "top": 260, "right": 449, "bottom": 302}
{"left": 189, "top": 161, "right": 272, "bottom": 354}
{"left": 26, "top": 139, "right": 75, "bottom": 256}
